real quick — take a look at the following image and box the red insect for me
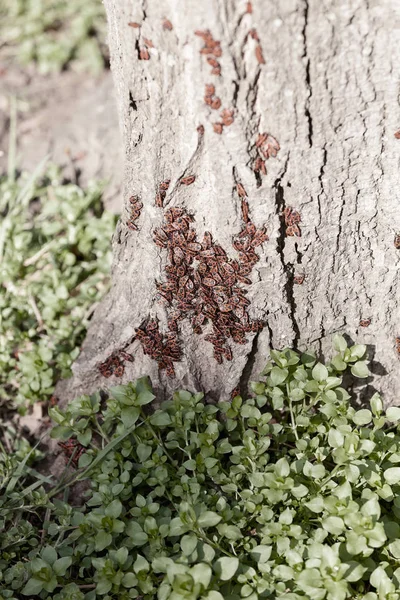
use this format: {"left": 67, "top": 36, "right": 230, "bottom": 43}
{"left": 207, "top": 57, "right": 220, "bottom": 68}
{"left": 254, "top": 157, "right": 267, "bottom": 175}
{"left": 128, "top": 22, "right": 141, "bottom": 28}
{"left": 286, "top": 225, "right": 301, "bottom": 237}
{"left": 359, "top": 318, "right": 371, "bottom": 328}
{"left": 293, "top": 273, "right": 305, "bottom": 285}
{"left": 284, "top": 207, "right": 301, "bottom": 225}
{"left": 394, "top": 234, "right": 400, "bottom": 249}
{"left": 251, "top": 227, "right": 269, "bottom": 247}
{"left": 160, "top": 180, "right": 170, "bottom": 191}
{"left": 49, "top": 395, "right": 58, "bottom": 407}
{"left": 155, "top": 193, "right": 164, "bottom": 208}
{"left": 143, "top": 38, "right": 154, "bottom": 48}
{"left": 396, "top": 337, "right": 400, "bottom": 355}
{"left": 213, "top": 122, "right": 224, "bottom": 134}
{"left": 237, "top": 183, "right": 247, "bottom": 198}
{"left": 205, "top": 83, "right": 215, "bottom": 97}
{"left": 395, "top": 131, "right": 400, "bottom": 139}
{"left": 197, "top": 124, "right": 205, "bottom": 136}
{"left": 162, "top": 18, "right": 173, "bottom": 30}
{"left": 221, "top": 108, "right": 234, "bottom": 127}
{"left": 180, "top": 175, "right": 196, "bottom": 186}
{"left": 241, "top": 199, "right": 250, "bottom": 223}
{"left": 255, "top": 45, "right": 265, "bottom": 64}
{"left": 58, "top": 439, "right": 85, "bottom": 468}
{"left": 139, "top": 48, "right": 150, "bottom": 60}
{"left": 211, "top": 97, "right": 222, "bottom": 110}
{"left": 246, "top": 2, "right": 253, "bottom": 13}
{"left": 211, "top": 66, "right": 222, "bottom": 76}
{"left": 249, "top": 28, "right": 259, "bottom": 41}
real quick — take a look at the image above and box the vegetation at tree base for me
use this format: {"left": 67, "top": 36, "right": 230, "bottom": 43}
{"left": 0, "top": 162, "right": 117, "bottom": 411}
{"left": 2, "top": 337, "right": 400, "bottom": 599}
{"left": 0, "top": 0, "right": 107, "bottom": 74}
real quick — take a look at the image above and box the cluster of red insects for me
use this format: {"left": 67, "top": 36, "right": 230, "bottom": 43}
{"left": 151, "top": 192, "right": 266, "bottom": 370}
{"left": 135, "top": 319, "right": 181, "bottom": 377}
{"left": 126, "top": 196, "right": 143, "bottom": 230}
{"left": 98, "top": 351, "right": 134, "bottom": 379}
{"left": 195, "top": 30, "right": 235, "bottom": 134}
{"left": 253, "top": 132, "right": 280, "bottom": 177}
{"left": 283, "top": 206, "right": 302, "bottom": 238}
{"left": 213, "top": 109, "right": 235, "bottom": 135}
{"left": 396, "top": 338, "right": 400, "bottom": 355}
{"left": 127, "top": 21, "right": 156, "bottom": 60}
{"left": 195, "top": 30, "right": 222, "bottom": 75}
{"left": 58, "top": 439, "right": 85, "bottom": 468}
{"left": 155, "top": 180, "right": 170, "bottom": 208}
{"left": 204, "top": 84, "right": 221, "bottom": 110}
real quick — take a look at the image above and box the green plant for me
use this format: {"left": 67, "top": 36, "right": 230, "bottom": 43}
{"left": 3, "top": 337, "right": 400, "bottom": 599}
{"left": 0, "top": 161, "right": 117, "bottom": 410}
{"left": 0, "top": 0, "right": 107, "bottom": 74}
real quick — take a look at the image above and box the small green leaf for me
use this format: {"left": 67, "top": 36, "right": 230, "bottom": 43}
{"left": 250, "top": 545, "right": 272, "bottom": 563}
{"left": 133, "top": 554, "right": 149, "bottom": 573}
{"left": 214, "top": 557, "right": 239, "bottom": 581}
{"left": 353, "top": 409, "right": 372, "bottom": 426}
{"left": 181, "top": 534, "right": 198, "bottom": 555}
{"left": 120, "top": 406, "right": 140, "bottom": 427}
{"left": 305, "top": 496, "right": 324, "bottom": 513}
{"left": 136, "top": 443, "right": 152, "bottom": 462}
{"left": 370, "top": 393, "right": 383, "bottom": 415}
{"left": 322, "top": 516, "right": 345, "bottom": 535}
{"left": 53, "top": 556, "right": 72, "bottom": 576}
{"left": 333, "top": 334, "right": 347, "bottom": 352}
{"left": 41, "top": 545, "right": 57, "bottom": 565}
{"left": 197, "top": 511, "right": 222, "bottom": 528}
{"left": 21, "top": 578, "right": 43, "bottom": 596}
{"left": 386, "top": 406, "right": 400, "bottom": 422}
{"left": 150, "top": 411, "right": 172, "bottom": 426}
{"left": 269, "top": 366, "right": 289, "bottom": 386}
{"left": 351, "top": 361, "right": 369, "bottom": 378}
{"left": 328, "top": 429, "right": 344, "bottom": 448}
{"left": 95, "top": 531, "right": 112, "bottom": 551}
{"left": 105, "top": 499, "right": 123, "bottom": 518}
{"left": 312, "top": 363, "right": 328, "bottom": 382}
{"left": 384, "top": 467, "right": 400, "bottom": 485}
{"left": 350, "top": 344, "right": 367, "bottom": 359}
{"left": 190, "top": 563, "right": 212, "bottom": 588}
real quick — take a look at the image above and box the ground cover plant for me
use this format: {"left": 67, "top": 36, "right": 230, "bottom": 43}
{"left": 2, "top": 337, "right": 400, "bottom": 599}
{"left": 0, "top": 0, "right": 107, "bottom": 73}
{"left": 0, "top": 159, "right": 117, "bottom": 411}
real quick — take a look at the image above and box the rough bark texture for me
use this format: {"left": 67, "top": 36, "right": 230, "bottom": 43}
{"left": 64, "top": 0, "right": 400, "bottom": 404}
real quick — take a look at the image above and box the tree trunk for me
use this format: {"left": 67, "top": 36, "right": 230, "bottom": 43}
{"left": 64, "top": 0, "right": 400, "bottom": 404}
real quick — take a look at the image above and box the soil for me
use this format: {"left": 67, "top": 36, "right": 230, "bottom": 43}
{"left": 0, "top": 62, "right": 123, "bottom": 213}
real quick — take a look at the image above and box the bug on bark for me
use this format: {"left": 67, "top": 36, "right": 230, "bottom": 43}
{"left": 359, "top": 319, "right": 371, "bottom": 327}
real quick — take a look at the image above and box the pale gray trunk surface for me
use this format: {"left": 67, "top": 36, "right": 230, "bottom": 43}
{"left": 63, "top": 0, "right": 400, "bottom": 404}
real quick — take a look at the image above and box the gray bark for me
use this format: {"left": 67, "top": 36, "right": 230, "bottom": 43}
{"left": 64, "top": 0, "right": 400, "bottom": 404}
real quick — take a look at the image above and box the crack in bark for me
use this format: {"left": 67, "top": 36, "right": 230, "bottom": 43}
{"left": 301, "top": 0, "right": 313, "bottom": 147}
{"left": 239, "top": 330, "right": 260, "bottom": 396}
{"left": 274, "top": 157, "right": 301, "bottom": 348}
{"left": 316, "top": 145, "right": 327, "bottom": 223}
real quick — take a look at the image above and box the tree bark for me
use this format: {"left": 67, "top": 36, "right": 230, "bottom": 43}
{"left": 64, "top": 0, "right": 400, "bottom": 404}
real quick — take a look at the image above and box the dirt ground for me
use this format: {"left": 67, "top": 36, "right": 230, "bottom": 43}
{"left": 0, "top": 63, "right": 123, "bottom": 213}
